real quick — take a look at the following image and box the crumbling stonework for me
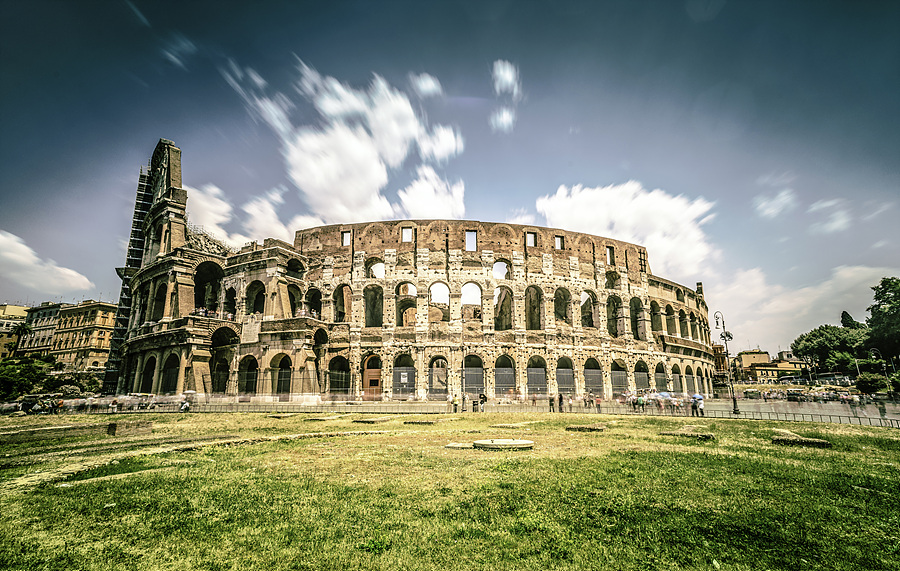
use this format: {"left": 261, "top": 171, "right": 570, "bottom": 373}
{"left": 115, "top": 139, "right": 715, "bottom": 402}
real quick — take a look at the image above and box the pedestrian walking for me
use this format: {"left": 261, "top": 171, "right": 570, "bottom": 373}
{"left": 549, "top": 395, "right": 555, "bottom": 412}
{"left": 558, "top": 393, "right": 564, "bottom": 413}
{"left": 698, "top": 399, "right": 705, "bottom": 416}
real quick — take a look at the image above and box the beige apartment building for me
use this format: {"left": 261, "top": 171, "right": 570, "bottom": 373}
{"left": 50, "top": 300, "right": 117, "bottom": 371}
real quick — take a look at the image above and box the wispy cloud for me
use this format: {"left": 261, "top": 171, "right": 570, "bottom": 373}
{"left": 221, "top": 60, "right": 465, "bottom": 223}
{"left": 0, "top": 230, "right": 94, "bottom": 294}
{"left": 125, "top": 0, "right": 150, "bottom": 27}
{"left": 535, "top": 181, "right": 717, "bottom": 281}
{"left": 753, "top": 188, "right": 798, "bottom": 219}
{"left": 160, "top": 32, "right": 197, "bottom": 70}
{"left": 409, "top": 73, "right": 443, "bottom": 98}
{"left": 507, "top": 208, "right": 535, "bottom": 225}
{"left": 808, "top": 199, "right": 851, "bottom": 234}
{"left": 490, "top": 60, "right": 522, "bottom": 133}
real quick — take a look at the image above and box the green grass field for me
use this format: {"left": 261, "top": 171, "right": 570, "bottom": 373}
{"left": 1, "top": 412, "right": 898, "bottom": 570}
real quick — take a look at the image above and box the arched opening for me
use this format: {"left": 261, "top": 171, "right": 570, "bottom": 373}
{"left": 362, "top": 354, "right": 382, "bottom": 400}
{"left": 312, "top": 329, "right": 329, "bottom": 393}
{"left": 428, "top": 282, "right": 450, "bottom": 323}
{"left": 607, "top": 296, "right": 622, "bottom": 338}
{"left": 160, "top": 354, "right": 179, "bottom": 394}
{"left": 493, "top": 286, "right": 513, "bottom": 331}
{"left": 364, "top": 285, "right": 383, "bottom": 327}
{"left": 463, "top": 354, "right": 484, "bottom": 398}
{"left": 654, "top": 363, "right": 667, "bottom": 391}
{"left": 605, "top": 270, "right": 619, "bottom": 290}
{"left": 140, "top": 356, "right": 156, "bottom": 393}
{"left": 210, "top": 327, "right": 238, "bottom": 395}
{"left": 393, "top": 353, "right": 416, "bottom": 400}
{"left": 584, "top": 358, "right": 603, "bottom": 399}
{"left": 666, "top": 305, "right": 676, "bottom": 335}
{"left": 679, "top": 310, "right": 688, "bottom": 338}
{"left": 287, "top": 284, "right": 303, "bottom": 317}
{"left": 365, "top": 258, "right": 385, "bottom": 279}
{"left": 396, "top": 283, "right": 417, "bottom": 327}
{"left": 525, "top": 285, "right": 543, "bottom": 330}
{"left": 333, "top": 285, "right": 351, "bottom": 323}
{"left": 328, "top": 356, "right": 351, "bottom": 395}
{"left": 671, "top": 364, "right": 683, "bottom": 393}
{"left": 305, "top": 288, "right": 322, "bottom": 319}
{"left": 676, "top": 289, "right": 685, "bottom": 303}
{"left": 610, "top": 360, "right": 627, "bottom": 398}
{"left": 461, "top": 282, "right": 482, "bottom": 322}
{"left": 428, "top": 356, "right": 448, "bottom": 399}
{"left": 685, "top": 365, "right": 695, "bottom": 394}
{"left": 273, "top": 354, "right": 292, "bottom": 400}
{"left": 650, "top": 301, "right": 662, "bottom": 333}
{"left": 526, "top": 356, "right": 547, "bottom": 396}
{"left": 238, "top": 356, "right": 258, "bottom": 396}
{"left": 556, "top": 357, "right": 574, "bottom": 395}
{"left": 630, "top": 297, "right": 645, "bottom": 340}
{"left": 246, "top": 281, "right": 266, "bottom": 315}
{"left": 634, "top": 361, "right": 650, "bottom": 391}
{"left": 689, "top": 313, "right": 698, "bottom": 340}
{"left": 494, "top": 355, "right": 515, "bottom": 399}
{"left": 554, "top": 288, "right": 572, "bottom": 326}
{"left": 151, "top": 284, "right": 166, "bottom": 322}
{"left": 581, "top": 291, "right": 598, "bottom": 328}
{"left": 492, "top": 259, "right": 511, "bottom": 280}
{"left": 193, "top": 261, "right": 224, "bottom": 312}
{"left": 212, "top": 358, "right": 229, "bottom": 394}
{"left": 224, "top": 288, "right": 237, "bottom": 316}
{"left": 286, "top": 258, "right": 305, "bottom": 280}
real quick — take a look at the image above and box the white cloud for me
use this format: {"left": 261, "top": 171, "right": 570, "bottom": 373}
{"left": 492, "top": 60, "right": 521, "bottom": 100}
{"left": 507, "top": 208, "right": 535, "bottom": 225}
{"left": 705, "top": 265, "right": 900, "bottom": 353}
{"left": 756, "top": 171, "right": 795, "bottom": 187}
{"left": 396, "top": 166, "right": 465, "bottom": 219}
{"left": 862, "top": 201, "right": 893, "bottom": 221}
{"left": 489, "top": 107, "right": 516, "bottom": 133}
{"left": 0, "top": 230, "right": 94, "bottom": 294}
{"left": 186, "top": 184, "right": 238, "bottom": 243}
{"left": 418, "top": 125, "right": 464, "bottom": 162}
{"left": 753, "top": 188, "right": 797, "bottom": 219}
{"left": 535, "top": 181, "right": 717, "bottom": 281}
{"left": 160, "top": 33, "right": 197, "bottom": 70}
{"left": 808, "top": 199, "right": 851, "bottom": 234}
{"left": 223, "top": 60, "right": 466, "bottom": 225}
{"left": 410, "top": 73, "right": 443, "bottom": 98}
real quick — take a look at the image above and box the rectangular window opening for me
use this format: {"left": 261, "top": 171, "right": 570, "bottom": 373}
{"left": 554, "top": 236, "right": 564, "bottom": 250}
{"left": 401, "top": 227, "right": 413, "bottom": 243}
{"left": 606, "top": 246, "right": 615, "bottom": 265}
{"left": 526, "top": 232, "right": 536, "bottom": 247}
{"left": 341, "top": 231, "right": 351, "bottom": 246}
{"left": 465, "top": 230, "right": 477, "bottom": 251}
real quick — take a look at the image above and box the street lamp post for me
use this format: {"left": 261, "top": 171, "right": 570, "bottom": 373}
{"left": 870, "top": 348, "right": 889, "bottom": 385}
{"left": 714, "top": 311, "right": 740, "bottom": 415}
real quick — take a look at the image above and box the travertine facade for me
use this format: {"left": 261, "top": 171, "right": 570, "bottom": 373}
{"left": 113, "top": 139, "right": 716, "bottom": 401}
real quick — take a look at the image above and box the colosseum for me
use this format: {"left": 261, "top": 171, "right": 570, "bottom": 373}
{"left": 107, "top": 139, "right": 716, "bottom": 402}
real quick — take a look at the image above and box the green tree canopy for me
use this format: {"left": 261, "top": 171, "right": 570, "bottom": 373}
{"left": 866, "top": 276, "right": 900, "bottom": 358}
{"left": 0, "top": 360, "right": 48, "bottom": 401}
{"left": 854, "top": 372, "right": 887, "bottom": 394}
{"left": 840, "top": 310, "right": 865, "bottom": 329}
{"left": 791, "top": 325, "right": 866, "bottom": 374}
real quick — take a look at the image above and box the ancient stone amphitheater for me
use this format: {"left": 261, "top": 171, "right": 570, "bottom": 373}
{"left": 109, "top": 139, "right": 715, "bottom": 402}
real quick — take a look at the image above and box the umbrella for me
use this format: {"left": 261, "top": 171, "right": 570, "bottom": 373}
{"left": 659, "top": 392, "right": 671, "bottom": 399}
{"left": 692, "top": 393, "right": 704, "bottom": 400}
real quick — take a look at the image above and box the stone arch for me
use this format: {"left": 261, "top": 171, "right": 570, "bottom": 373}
{"left": 605, "top": 270, "right": 619, "bottom": 290}
{"left": 526, "top": 355, "right": 548, "bottom": 396}
{"left": 671, "top": 364, "right": 683, "bottom": 393}
{"left": 140, "top": 355, "right": 156, "bottom": 393}
{"left": 634, "top": 360, "right": 650, "bottom": 391}
{"left": 654, "top": 362, "right": 667, "bottom": 391}
{"left": 493, "top": 286, "right": 513, "bottom": 331}
{"left": 650, "top": 301, "right": 663, "bottom": 332}
{"left": 581, "top": 291, "right": 599, "bottom": 328}
{"left": 630, "top": 297, "right": 645, "bottom": 340}
{"left": 689, "top": 312, "right": 698, "bottom": 340}
{"left": 428, "top": 355, "right": 449, "bottom": 398}
{"left": 610, "top": 359, "right": 627, "bottom": 397}
{"left": 305, "top": 288, "right": 322, "bottom": 319}
{"left": 193, "top": 261, "right": 224, "bottom": 312}
{"left": 525, "top": 285, "right": 544, "bottom": 330}
{"left": 365, "top": 257, "right": 385, "bottom": 279}
{"left": 238, "top": 355, "right": 259, "bottom": 395}
{"left": 428, "top": 282, "right": 450, "bottom": 323}
{"left": 246, "top": 280, "right": 266, "bottom": 314}
{"left": 490, "top": 223, "right": 516, "bottom": 247}
{"left": 364, "top": 285, "right": 383, "bottom": 327}
{"left": 494, "top": 354, "right": 515, "bottom": 398}
{"left": 328, "top": 356, "right": 351, "bottom": 395}
{"left": 333, "top": 284, "right": 352, "bottom": 322}
{"left": 665, "top": 305, "right": 676, "bottom": 335}
{"left": 393, "top": 353, "right": 416, "bottom": 399}
{"left": 556, "top": 356, "right": 574, "bottom": 395}
{"left": 584, "top": 357, "right": 603, "bottom": 399}
{"left": 678, "top": 310, "right": 688, "bottom": 338}
{"left": 160, "top": 353, "right": 180, "bottom": 394}
{"left": 151, "top": 283, "right": 166, "bottom": 322}
{"left": 685, "top": 365, "right": 695, "bottom": 394}
{"left": 287, "top": 284, "right": 303, "bottom": 317}
{"left": 676, "top": 288, "right": 685, "bottom": 303}
{"left": 463, "top": 354, "right": 485, "bottom": 397}
{"left": 224, "top": 287, "right": 237, "bottom": 315}
{"left": 492, "top": 259, "right": 511, "bottom": 280}
{"left": 461, "top": 282, "right": 482, "bottom": 322}
{"left": 362, "top": 353, "right": 382, "bottom": 399}
{"left": 607, "top": 295, "right": 622, "bottom": 338}
{"left": 286, "top": 258, "right": 305, "bottom": 280}
{"left": 271, "top": 354, "right": 293, "bottom": 399}
{"left": 554, "top": 288, "right": 572, "bottom": 325}
{"left": 395, "top": 282, "right": 418, "bottom": 326}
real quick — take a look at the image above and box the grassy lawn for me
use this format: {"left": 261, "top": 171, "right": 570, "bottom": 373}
{"left": 1, "top": 412, "right": 898, "bottom": 570}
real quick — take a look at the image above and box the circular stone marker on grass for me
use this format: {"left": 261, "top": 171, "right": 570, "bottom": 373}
{"left": 472, "top": 439, "right": 534, "bottom": 450}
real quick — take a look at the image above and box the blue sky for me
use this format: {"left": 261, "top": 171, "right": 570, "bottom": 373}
{"left": 1, "top": 0, "right": 898, "bottom": 353}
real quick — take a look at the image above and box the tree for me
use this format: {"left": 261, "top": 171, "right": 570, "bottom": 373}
{"left": 867, "top": 277, "right": 900, "bottom": 359}
{"left": 0, "top": 360, "right": 48, "bottom": 401}
{"left": 840, "top": 310, "right": 865, "bottom": 329}
{"left": 10, "top": 322, "right": 32, "bottom": 356}
{"left": 855, "top": 372, "right": 887, "bottom": 394}
{"left": 791, "top": 325, "right": 866, "bottom": 375}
